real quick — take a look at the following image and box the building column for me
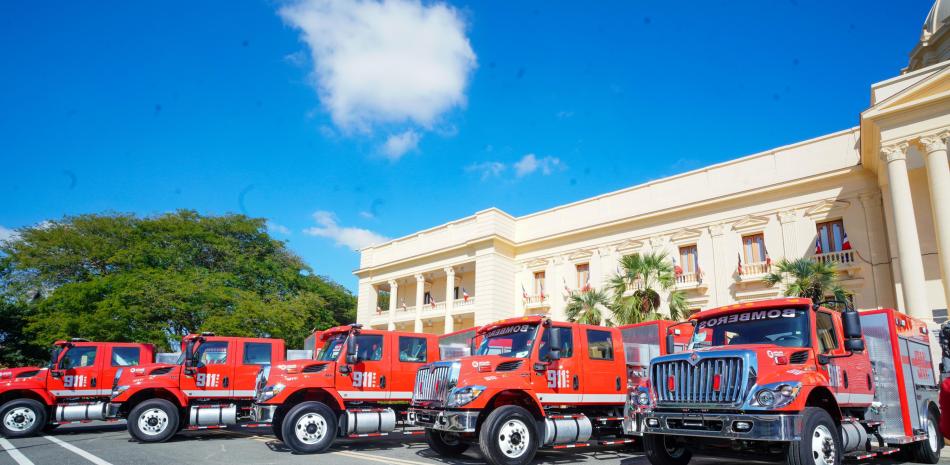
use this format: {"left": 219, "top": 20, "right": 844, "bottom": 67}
{"left": 444, "top": 267, "right": 455, "bottom": 333}
{"left": 708, "top": 224, "right": 728, "bottom": 307}
{"left": 414, "top": 274, "right": 425, "bottom": 333}
{"left": 778, "top": 210, "right": 800, "bottom": 258}
{"left": 921, "top": 132, "right": 950, "bottom": 304}
{"left": 387, "top": 279, "right": 398, "bottom": 331}
{"left": 881, "top": 142, "right": 931, "bottom": 320}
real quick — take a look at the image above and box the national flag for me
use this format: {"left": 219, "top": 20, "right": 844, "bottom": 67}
{"left": 539, "top": 282, "right": 546, "bottom": 300}
{"left": 401, "top": 301, "right": 407, "bottom": 311}
{"left": 765, "top": 247, "right": 772, "bottom": 269}
{"left": 841, "top": 231, "right": 852, "bottom": 250}
{"left": 563, "top": 277, "right": 571, "bottom": 297}
{"left": 582, "top": 276, "right": 591, "bottom": 292}
{"left": 376, "top": 306, "right": 382, "bottom": 314}
{"left": 430, "top": 297, "right": 437, "bottom": 309}
{"left": 522, "top": 284, "right": 529, "bottom": 300}
{"left": 696, "top": 264, "right": 704, "bottom": 284}
{"left": 737, "top": 252, "right": 743, "bottom": 275}
{"left": 462, "top": 288, "right": 470, "bottom": 301}
{"left": 672, "top": 256, "right": 683, "bottom": 276}
{"left": 815, "top": 237, "right": 823, "bottom": 255}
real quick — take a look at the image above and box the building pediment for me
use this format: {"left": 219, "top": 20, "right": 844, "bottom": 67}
{"left": 566, "top": 249, "right": 594, "bottom": 261}
{"left": 615, "top": 239, "right": 644, "bottom": 253}
{"left": 670, "top": 228, "right": 704, "bottom": 243}
{"left": 804, "top": 199, "right": 851, "bottom": 219}
{"left": 731, "top": 214, "right": 771, "bottom": 233}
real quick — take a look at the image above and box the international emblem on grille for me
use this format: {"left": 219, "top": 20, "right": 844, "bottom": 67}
{"left": 689, "top": 353, "right": 699, "bottom": 364}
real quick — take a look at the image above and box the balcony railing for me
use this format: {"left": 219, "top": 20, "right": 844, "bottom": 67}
{"left": 454, "top": 297, "right": 475, "bottom": 307}
{"left": 525, "top": 295, "right": 548, "bottom": 306}
{"left": 739, "top": 261, "right": 770, "bottom": 280}
{"left": 675, "top": 272, "right": 705, "bottom": 288}
{"left": 422, "top": 302, "right": 445, "bottom": 313}
{"left": 813, "top": 250, "right": 857, "bottom": 267}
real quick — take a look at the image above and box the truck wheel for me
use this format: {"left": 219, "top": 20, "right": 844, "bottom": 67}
{"left": 128, "top": 399, "right": 180, "bottom": 443}
{"left": 906, "top": 408, "right": 942, "bottom": 464}
{"left": 478, "top": 405, "right": 539, "bottom": 465}
{"left": 786, "top": 407, "right": 840, "bottom": 465}
{"left": 281, "top": 401, "right": 337, "bottom": 454}
{"left": 272, "top": 410, "right": 285, "bottom": 442}
{"left": 425, "top": 429, "right": 469, "bottom": 456}
{"left": 0, "top": 399, "right": 47, "bottom": 438}
{"left": 643, "top": 433, "right": 692, "bottom": 465}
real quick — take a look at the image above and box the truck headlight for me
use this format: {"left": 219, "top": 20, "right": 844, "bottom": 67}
{"left": 446, "top": 385, "right": 486, "bottom": 408}
{"left": 111, "top": 385, "right": 130, "bottom": 399}
{"left": 750, "top": 382, "right": 801, "bottom": 409}
{"left": 257, "top": 383, "right": 286, "bottom": 402}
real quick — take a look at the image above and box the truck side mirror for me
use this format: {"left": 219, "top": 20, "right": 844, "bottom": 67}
{"left": 841, "top": 310, "right": 862, "bottom": 340}
{"left": 345, "top": 335, "right": 359, "bottom": 365}
{"left": 666, "top": 333, "right": 675, "bottom": 354}
{"left": 844, "top": 338, "right": 865, "bottom": 353}
{"left": 547, "top": 328, "right": 562, "bottom": 362}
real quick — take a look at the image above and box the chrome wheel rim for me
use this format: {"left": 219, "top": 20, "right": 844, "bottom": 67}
{"left": 497, "top": 418, "right": 530, "bottom": 459}
{"left": 137, "top": 408, "right": 169, "bottom": 436}
{"left": 294, "top": 412, "right": 327, "bottom": 445}
{"left": 811, "top": 424, "right": 836, "bottom": 465}
{"left": 928, "top": 419, "right": 939, "bottom": 453}
{"left": 3, "top": 407, "right": 37, "bottom": 432}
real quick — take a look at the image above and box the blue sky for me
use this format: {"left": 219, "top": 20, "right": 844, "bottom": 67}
{"left": 0, "top": 0, "right": 934, "bottom": 291}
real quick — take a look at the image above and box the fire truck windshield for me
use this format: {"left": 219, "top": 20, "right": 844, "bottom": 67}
{"left": 475, "top": 324, "right": 539, "bottom": 358}
{"left": 689, "top": 308, "right": 810, "bottom": 350}
{"left": 318, "top": 334, "right": 346, "bottom": 361}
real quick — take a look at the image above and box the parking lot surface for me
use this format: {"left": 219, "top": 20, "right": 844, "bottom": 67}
{"left": 1, "top": 422, "right": 949, "bottom": 465}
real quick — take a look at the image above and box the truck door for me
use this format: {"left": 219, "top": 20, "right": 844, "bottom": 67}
{"left": 48, "top": 344, "right": 102, "bottom": 397}
{"left": 181, "top": 340, "right": 234, "bottom": 398}
{"left": 533, "top": 324, "right": 580, "bottom": 404}
{"left": 335, "top": 333, "right": 391, "bottom": 401}
{"left": 233, "top": 341, "right": 275, "bottom": 398}
{"left": 580, "top": 328, "right": 626, "bottom": 404}
{"left": 392, "top": 335, "right": 431, "bottom": 401}
{"left": 105, "top": 344, "right": 144, "bottom": 393}
{"left": 815, "top": 311, "right": 857, "bottom": 404}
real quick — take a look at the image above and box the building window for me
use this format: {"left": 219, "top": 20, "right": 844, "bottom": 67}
{"left": 678, "top": 245, "right": 698, "bottom": 274}
{"left": 742, "top": 233, "right": 766, "bottom": 263}
{"left": 816, "top": 220, "right": 846, "bottom": 253}
{"left": 423, "top": 291, "right": 433, "bottom": 304}
{"left": 454, "top": 286, "right": 460, "bottom": 300}
{"left": 576, "top": 263, "right": 590, "bottom": 289}
{"left": 533, "top": 271, "right": 546, "bottom": 296}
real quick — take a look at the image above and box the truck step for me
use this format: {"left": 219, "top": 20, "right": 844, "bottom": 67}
{"left": 54, "top": 419, "right": 120, "bottom": 425}
{"left": 552, "top": 442, "right": 590, "bottom": 449}
{"left": 402, "top": 430, "right": 426, "bottom": 436}
{"left": 599, "top": 438, "right": 636, "bottom": 446}
{"left": 860, "top": 420, "right": 883, "bottom": 427}
{"left": 347, "top": 432, "right": 389, "bottom": 438}
{"left": 240, "top": 423, "right": 271, "bottom": 428}
{"left": 844, "top": 451, "right": 876, "bottom": 461}
{"left": 873, "top": 447, "right": 900, "bottom": 456}
{"left": 594, "top": 417, "right": 625, "bottom": 422}
{"left": 186, "top": 425, "right": 228, "bottom": 430}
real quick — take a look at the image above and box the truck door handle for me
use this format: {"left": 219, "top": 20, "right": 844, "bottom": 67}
{"left": 91, "top": 378, "right": 97, "bottom": 388}
{"left": 223, "top": 377, "right": 229, "bottom": 388}
{"left": 573, "top": 375, "right": 579, "bottom": 390}
{"left": 380, "top": 376, "right": 386, "bottom": 389}
{"left": 615, "top": 376, "right": 621, "bottom": 391}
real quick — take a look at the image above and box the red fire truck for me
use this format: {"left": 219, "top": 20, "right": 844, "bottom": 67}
{"left": 641, "top": 298, "right": 943, "bottom": 465}
{"left": 108, "top": 333, "right": 285, "bottom": 442}
{"left": 408, "top": 316, "right": 687, "bottom": 465}
{"left": 252, "top": 324, "right": 478, "bottom": 453}
{"left": 0, "top": 339, "right": 155, "bottom": 437}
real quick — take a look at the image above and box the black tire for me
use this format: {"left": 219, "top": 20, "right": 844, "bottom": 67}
{"left": 281, "top": 401, "right": 337, "bottom": 454}
{"left": 643, "top": 433, "right": 692, "bottom": 465}
{"left": 272, "top": 410, "right": 285, "bottom": 442}
{"left": 906, "top": 408, "right": 942, "bottom": 464}
{"left": 478, "top": 405, "right": 539, "bottom": 465}
{"left": 127, "top": 399, "right": 180, "bottom": 443}
{"left": 0, "top": 398, "right": 47, "bottom": 438}
{"left": 425, "top": 428, "right": 469, "bottom": 456}
{"left": 786, "top": 407, "right": 841, "bottom": 465}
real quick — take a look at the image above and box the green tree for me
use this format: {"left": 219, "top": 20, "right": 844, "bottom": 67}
{"left": 764, "top": 257, "right": 851, "bottom": 305}
{"left": 565, "top": 289, "right": 612, "bottom": 326}
{"left": 0, "top": 210, "right": 355, "bottom": 365}
{"left": 607, "top": 252, "right": 688, "bottom": 324}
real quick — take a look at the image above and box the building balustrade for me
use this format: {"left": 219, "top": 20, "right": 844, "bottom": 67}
{"left": 813, "top": 250, "right": 857, "bottom": 267}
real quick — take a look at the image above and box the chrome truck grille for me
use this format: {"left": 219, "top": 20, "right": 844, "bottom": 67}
{"left": 652, "top": 356, "right": 747, "bottom": 406}
{"left": 412, "top": 361, "right": 459, "bottom": 405}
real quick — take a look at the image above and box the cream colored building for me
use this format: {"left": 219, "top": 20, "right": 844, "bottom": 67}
{"left": 354, "top": 1, "right": 950, "bottom": 334}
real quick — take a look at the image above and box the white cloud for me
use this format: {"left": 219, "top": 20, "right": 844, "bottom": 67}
{"left": 267, "top": 221, "right": 291, "bottom": 236}
{"left": 303, "top": 211, "right": 389, "bottom": 251}
{"left": 466, "top": 161, "right": 506, "bottom": 180}
{"left": 514, "top": 153, "right": 564, "bottom": 177}
{"left": 279, "top": 0, "right": 476, "bottom": 136}
{"left": 380, "top": 130, "right": 420, "bottom": 160}
{"left": 0, "top": 226, "right": 16, "bottom": 243}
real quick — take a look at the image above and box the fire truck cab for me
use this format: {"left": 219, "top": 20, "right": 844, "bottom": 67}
{"left": 0, "top": 339, "right": 155, "bottom": 437}
{"left": 641, "top": 298, "right": 943, "bottom": 465}
{"left": 108, "top": 333, "right": 285, "bottom": 443}
{"left": 251, "top": 324, "right": 460, "bottom": 453}
{"left": 408, "top": 316, "right": 684, "bottom": 465}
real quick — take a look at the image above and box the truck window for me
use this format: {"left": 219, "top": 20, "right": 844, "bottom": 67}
{"left": 476, "top": 324, "right": 539, "bottom": 358}
{"left": 586, "top": 330, "right": 614, "bottom": 361}
{"left": 815, "top": 312, "right": 839, "bottom": 353}
{"left": 111, "top": 347, "right": 141, "bottom": 366}
{"left": 355, "top": 335, "right": 384, "bottom": 361}
{"left": 243, "top": 342, "right": 273, "bottom": 365}
{"left": 196, "top": 341, "right": 228, "bottom": 367}
{"left": 538, "top": 327, "right": 573, "bottom": 359}
{"left": 61, "top": 347, "right": 97, "bottom": 369}
{"left": 399, "top": 337, "right": 428, "bottom": 363}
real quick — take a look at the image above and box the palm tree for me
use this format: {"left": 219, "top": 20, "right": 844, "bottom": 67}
{"left": 565, "top": 289, "right": 612, "bottom": 326}
{"left": 764, "top": 257, "right": 851, "bottom": 305}
{"left": 607, "top": 252, "right": 689, "bottom": 324}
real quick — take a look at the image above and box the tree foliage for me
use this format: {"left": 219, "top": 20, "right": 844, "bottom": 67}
{"left": 0, "top": 211, "right": 355, "bottom": 366}
{"left": 764, "top": 257, "right": 851, "bottom": 305}
{"left": 607, "top": 252, "right": 688, "bottom": 324}
{"left": 565, "top": 289, "right": 612, "bottom": 326}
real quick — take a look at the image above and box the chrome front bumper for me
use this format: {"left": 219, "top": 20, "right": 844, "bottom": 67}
{"left": 407, "top": 408, "right": 478, "bottom": 433}
{"left": 623, "top": 411, "right": 645, "bottom": 436}
{"left": 250, "top": 404, "right": 276, "bottom": 423}
{"left": 643, "top": 411, "right": 803, "bottom": 441}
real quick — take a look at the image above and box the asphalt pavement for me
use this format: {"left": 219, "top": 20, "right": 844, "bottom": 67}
{"left": 1, "top": 421, "right": 949, "bottom": 465}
